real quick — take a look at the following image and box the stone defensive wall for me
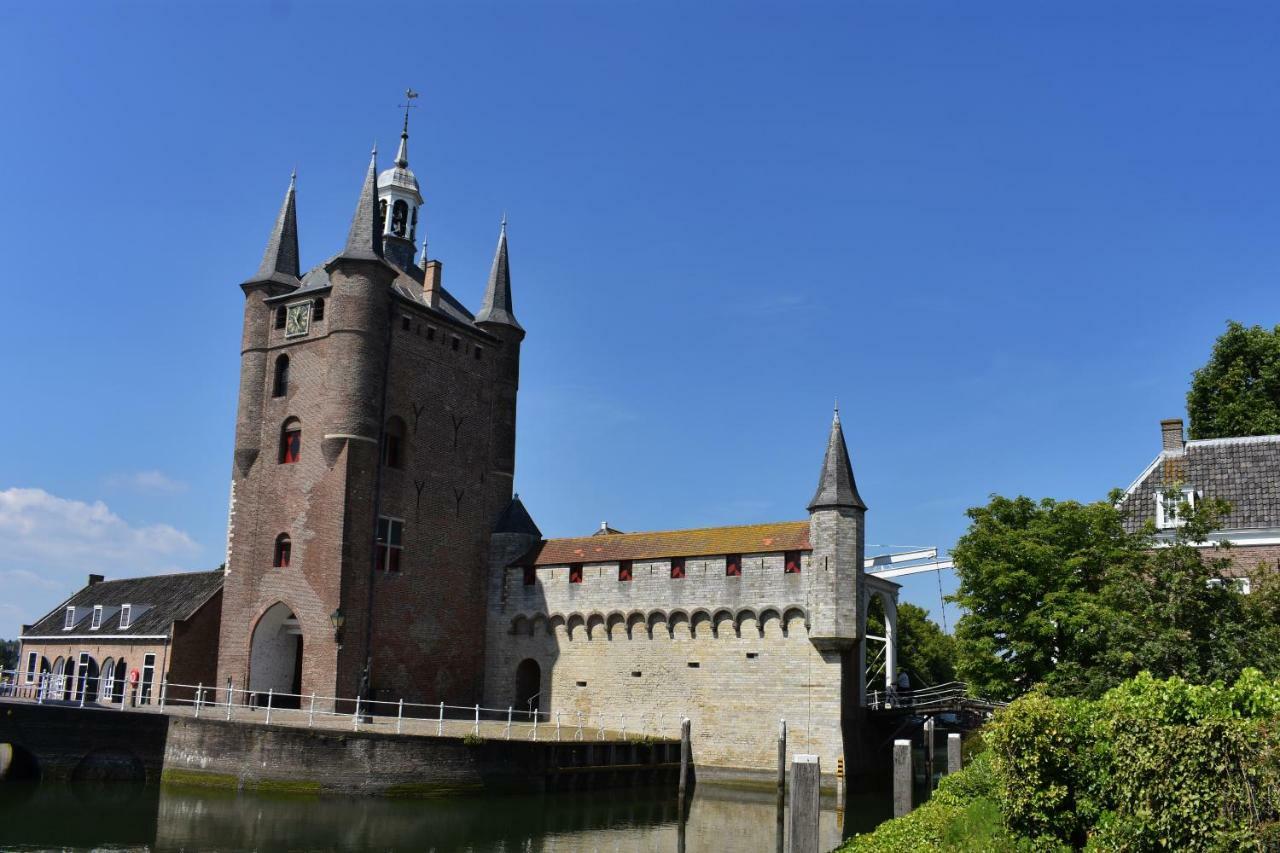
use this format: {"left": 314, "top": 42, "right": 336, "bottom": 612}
{"left": 485, "top": 541, "right": 854, "bottom": 787}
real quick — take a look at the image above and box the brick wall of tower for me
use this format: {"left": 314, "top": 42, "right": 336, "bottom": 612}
{"left": 367, "top": 308, "right": 516, "bottom": 706}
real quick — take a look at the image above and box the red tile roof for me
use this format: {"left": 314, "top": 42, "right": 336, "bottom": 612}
{"left": 523, "top": 520, "right": 811, "bottom": 566}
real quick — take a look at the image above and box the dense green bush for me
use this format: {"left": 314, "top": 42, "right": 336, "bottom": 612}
{"left": 987, "top": 670, "right": 1280, "bottom": 851}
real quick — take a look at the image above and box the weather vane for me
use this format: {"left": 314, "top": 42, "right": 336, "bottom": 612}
{"left": 399, "top": 88, "right": 419, "bottom": 131}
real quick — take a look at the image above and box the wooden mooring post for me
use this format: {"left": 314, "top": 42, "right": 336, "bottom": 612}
{"left": 678, "top": 718, "right": 691, "bottom": 800}
{"left": 788, "top": 754, "right": 820, "bottom": 853}
{"left": 947, "top": 732, "right": 962, "bottom": 775}
{"left": 893, "top": 739, "right": 912, "bottom": 817}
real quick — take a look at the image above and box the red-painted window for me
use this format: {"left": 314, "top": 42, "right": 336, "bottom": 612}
{"left": 273, "top": 534, "right": 291, "bottom": 568}
{"left": 784, "top": 551, "right": 802, "bottom": 574}
{"left": 523, "top": 566, "right": 536, "bottom": 586}
{"left": 280, "top": 420, "right": 301, "bottom": 463}
{"left": 618, "top": 561, "right": 633, "bottom": 582}
{"left": 726, "top": 554, "right": 742, "bottom": 577}
{"left": 670, "top": 557, "right": 686, "bottom": 579}
{"left": 569, "top": 564, "right": 583, "bottom": 584}
{"left": 375, "top": 517, "right": 403, "bottom": 572}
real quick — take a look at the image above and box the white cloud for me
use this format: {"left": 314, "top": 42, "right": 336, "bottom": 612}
{"left": 0, "top": 488, "right": 200, "bottom": 637}
{"left": 105, "top": 469, "right": 188, "bottom": 493}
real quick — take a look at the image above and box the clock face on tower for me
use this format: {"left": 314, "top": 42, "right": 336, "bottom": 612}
{"left": 285, "top": 302, "right": 311, "bottom": 338}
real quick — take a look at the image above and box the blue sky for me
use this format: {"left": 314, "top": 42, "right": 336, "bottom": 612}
{"left": 1, "top": 2, "right": 1278, "bottom": 639}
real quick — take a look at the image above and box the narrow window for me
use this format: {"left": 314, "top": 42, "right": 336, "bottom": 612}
{"left": 379, "top": 199, "right": 388, "bottom": 232}
{"left": 119, "top": 604, "right": 132, "bottom": 629}
{"left": 618, "top": 560, "right": 633, "bottom": 582}
{"left": 280, "top": 418, "right": 302, "bottom": 463}
{"left": 272, "top": 354, "right": 289, "bottom": 397}
{"left": 474, "top": 348, "right": 482, "bottom": 361}
{"left": 670, "top": 557, "right": 686, "bottom": 579}
{"left": 140, "top": 653, "right": 156, "bottom": 704}
{"left": 725, "top": 554, "right": 742, "bottom": 577}
{"left": 402, "top": 316, "right": 411, "bottom": 331}
{"left": 64, "top": 607, "right": 75, "bottom": 630}
{"left": 274, "top": 307, "right": 286, "bottom": 330}
{"left": 375, "top": 517, "right": 404, "bottom": 572}
{"left": 687, "top": 661, "right": 700, "bottom": 669}
{"left": 91, "top": 605, "right": 103, "bottom": 630}
{"left": 784, "top": 551, "right": 802, "bottom": 574}
{"left": 312, "top": 298, "right": 324, "bottom": 322}
{"left": 569, "top": 564, "right": 583, "bottom": 584}
{"left": 25, "top": 651, "right": 37, "bottom": 683}
{"left": 522, "top": 566, "right": 536, "bottom": 586}
{"left": 383, "top": 417, "right": 406, "bottom": 469}
{"left": 427, "top": 327, "right": 436, "bottom": 341}
{"left": 273, "top": 534, "right": 291, "bottom": 568}
{"left": 631, "top": 671, "right": 642, "bottom": 678}
{"left": 451, "top": 337, "right": 460, "bottom": 351}
{"left": 391, "top": 199, "right": 408, "bottom": 237}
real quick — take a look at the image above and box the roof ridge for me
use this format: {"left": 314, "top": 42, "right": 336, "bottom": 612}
{"left": 1186, "top": 434, "right": 1280, "bottom": 448}
{"left": 543, "top": 519, "right": 807, "bottom": 544}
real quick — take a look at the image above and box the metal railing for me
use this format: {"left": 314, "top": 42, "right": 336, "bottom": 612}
{"left": 866, "top": 680, "right": 1007, "bottom": 712}
{"left": 0, "top": 670, "right": 683, "bottom": 744}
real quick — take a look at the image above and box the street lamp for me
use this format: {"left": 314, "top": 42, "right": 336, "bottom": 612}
{"left": 330, "top": 608, "right": 345, "bottom": 648}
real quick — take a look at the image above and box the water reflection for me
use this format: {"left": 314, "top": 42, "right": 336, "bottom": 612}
{"left": 0, "top": 781, "right": 890, "bottom": 851}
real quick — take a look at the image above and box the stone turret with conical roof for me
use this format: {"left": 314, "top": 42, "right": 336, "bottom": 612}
{"left": 476, "top": 218, "right": 524, "bottom": 479}
{"left": 243, "top": 172, "right": 300, "bottom": 288}
{"left": 807, "top": 405, "right": 866, "bottom": 647}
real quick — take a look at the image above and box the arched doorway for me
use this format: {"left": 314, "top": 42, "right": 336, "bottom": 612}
{"left": 113, "top": 659, "right": 127, "bottom": 704}
{"left": 76, "top": 656, "right": 99, "bottom": 703}
{"left": 99, "top": 657, "right": 115, "bottom": 703}
{"left": 49, "top": 658, "right": 64, "bottom": 700}
{"left": 515, "top": 658, "right": 541, "bottom": 720}
{"left": 249, "top": 603, "right": 303, "bottom": 709}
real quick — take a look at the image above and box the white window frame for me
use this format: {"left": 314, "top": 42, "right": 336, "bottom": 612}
{"left": 375, "top": 515, "right": 405, "bottom": 572}
{"left": 63, "top": 606, "right": 75, "bottom": 630}
{"left": 91, "top": 605, "right": 103, "bottom": 630}
{"left": 1208, "top": 577, "right": 1251, "bottom": 595}
{"left": 140, "top": 652, "right": 156, "bottom": 705}
{"left": 24, "top": 651, "right": 37, "bottom": 683}
{"left": 119, "top": 604, "right": 132, "bottom": 629}
{"left": 1155, "top": 487, "right": 1197, "bottom": 529}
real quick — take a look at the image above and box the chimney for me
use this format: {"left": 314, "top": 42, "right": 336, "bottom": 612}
{"left": 87, "top": 573, "right": 104, "bottom": 586}
{"left": 1161, "top": 418, "right": 1185, "bottom": 453}
{"left": 422, "top": 260, "right": 442, "bottom": 309}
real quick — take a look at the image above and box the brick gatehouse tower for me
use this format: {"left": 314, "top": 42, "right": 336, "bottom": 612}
{"left": 216, "top": 112, "right": 523, "bottom": 709}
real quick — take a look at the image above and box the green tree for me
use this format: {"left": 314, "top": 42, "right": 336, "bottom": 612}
{"left": 0, "top": 639, "right": 17, "bottom": 671}
{"left": 1187, "top": 320, "right": 1280, "bottom": 439}
{"left": 949, "top": 495, "right": 1135, "bottom": 700}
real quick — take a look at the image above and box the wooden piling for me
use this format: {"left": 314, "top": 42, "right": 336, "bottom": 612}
{"left": 893, "top": 739, "right": 912, "bottom": 817}
{"left": 788, "top": 754, "right": 820, "bottom": 853}
{"left": 947, "top": 732, "right": 962, "bottom": 775}
{"left": 777, "top": 719, "right": 787, "bottom": 796}
{"left": 678, "top": 718, "right": 691, "bottom": 800}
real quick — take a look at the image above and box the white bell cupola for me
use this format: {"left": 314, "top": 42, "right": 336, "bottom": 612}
{"left": 377, "top": 103, "right": 425, "bottom": 271}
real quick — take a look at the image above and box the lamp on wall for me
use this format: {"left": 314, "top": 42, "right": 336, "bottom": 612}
{"left": 330, "top": 608, "right": 346, "bottom": 648}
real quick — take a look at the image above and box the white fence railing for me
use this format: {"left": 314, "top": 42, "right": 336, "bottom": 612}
{"left": 0, "top": 669, "right": 683, "bottom": 743}
{"left": 866, "top": 680, "right": 1007, "bottom": 712}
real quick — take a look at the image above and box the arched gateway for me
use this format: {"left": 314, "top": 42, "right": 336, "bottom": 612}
{"left": 249, "top": 603, "right": 303, "bottom": 708}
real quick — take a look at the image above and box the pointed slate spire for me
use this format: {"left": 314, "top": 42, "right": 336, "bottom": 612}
{"left": 475, "top": 216, "right": 522, "bottom": 331}
{"left": 808, "top": 405, "right": 867, "bottom": 512}
{"left": 244, "top": 171, "right": 300, "bottom": 286}
{"left": 395, "top": 110, "right": 411, "bottom": 168}
{"left": 339, "top": 146, "right": 383, "bottom": 262}
{"left": 495, "top": 494, "right": 542, "bottom": 538}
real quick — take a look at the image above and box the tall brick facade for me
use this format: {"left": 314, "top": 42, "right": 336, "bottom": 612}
{"left": 216, "top": 129, "right": 521, "bottom": 709}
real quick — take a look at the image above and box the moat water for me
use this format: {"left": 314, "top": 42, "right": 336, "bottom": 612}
{"left": 0, "top": 782, "right": 890, "bottom": 851}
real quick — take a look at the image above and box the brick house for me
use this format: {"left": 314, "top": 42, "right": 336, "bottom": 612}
{"left": 15, "top": 570, "right": 222, "bottom": 706}
{"left": 1120, "top": 417, "right": 1280, "bottom": 589}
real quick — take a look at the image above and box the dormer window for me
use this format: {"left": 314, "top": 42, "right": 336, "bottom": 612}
{"left": 120, "top": 604, "right": 132, "bottom": 629}
{"left": 1156, "top": 487, "right": 1196, "bottom": 529}
{"left": 91, "top": 605, "right": 103, "bottom": 630}
{"left": 63, "top": 607, "right": 75, "bottom": 630}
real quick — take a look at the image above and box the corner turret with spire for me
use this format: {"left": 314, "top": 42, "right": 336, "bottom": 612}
{"left": 807, "top": 403, "right": 867, "bottom": 647}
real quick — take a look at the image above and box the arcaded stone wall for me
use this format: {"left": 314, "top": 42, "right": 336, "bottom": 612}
{"left": 484, "top": 550, "right": 851, "bottom": 780}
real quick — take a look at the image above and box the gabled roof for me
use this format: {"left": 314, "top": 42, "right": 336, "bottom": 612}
{"left": 519, "top": 520, "right": 811, "bottom": 567}
{"left": 1120, "top": 434, "right": 1280, "bottom": 531}
{"left": 23, "top": 570, "right": 223, "bottom": 638}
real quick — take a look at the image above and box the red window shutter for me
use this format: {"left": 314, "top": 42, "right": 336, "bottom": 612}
{"left": 569, "top": 564, "right": 583, "bottom": 584}
{"left": 279, "top": 541, "right": 290, "bottom": 567}
{"left": 671, "top": 558, "right": 685, "bottom": 579}
{"left": 726, "top": 554, "right": 741, "bottom": 577}
{"left": 283, "top": 430, "right": 301, "bottom": 463}
{"left": 619, "top": 561, "right": 632, "bottom": 582}
{"left": 784, "top": 551, "right": 801, "bottom": 574}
